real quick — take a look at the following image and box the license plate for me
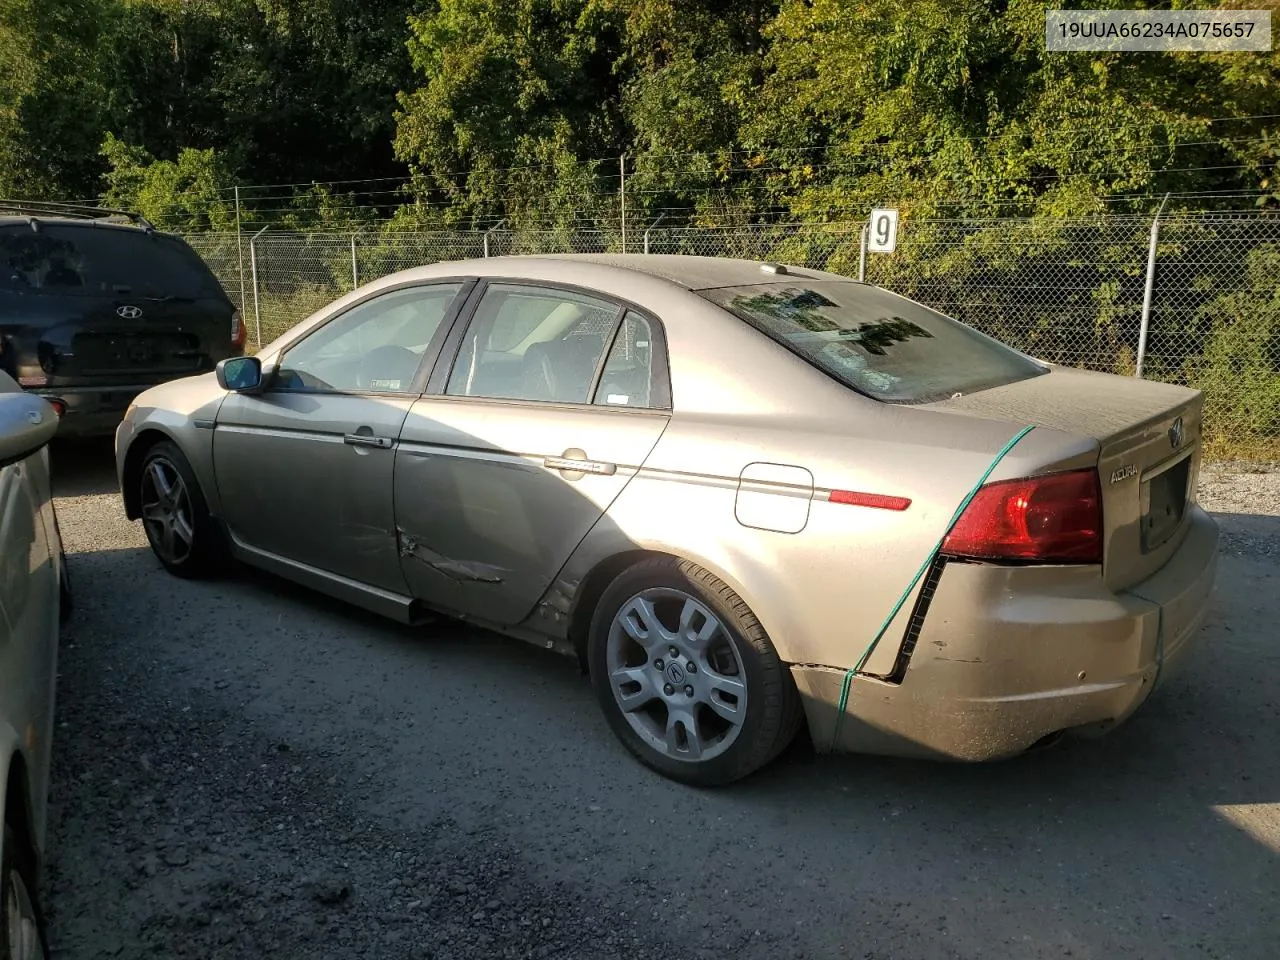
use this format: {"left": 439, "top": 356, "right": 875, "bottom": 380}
{"left": 1141, "top": 454, "right": 1191, "bottom": 552}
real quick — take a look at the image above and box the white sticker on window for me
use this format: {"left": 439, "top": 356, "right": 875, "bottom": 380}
{"left": 370, "top": 379, "right": 402, "bottom": 391}
{"left": 607, "top": 394, "right": 630, "bottom": 404}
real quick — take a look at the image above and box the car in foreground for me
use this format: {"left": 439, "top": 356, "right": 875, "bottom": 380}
{"left": 0, "top": 371, "right": 66, "bottom": 957}
{"left": 114, "top": 254, "right": 1218, "bottom": 785}
{"left": 0, "top": 200, "right": 246, "bottom": 438}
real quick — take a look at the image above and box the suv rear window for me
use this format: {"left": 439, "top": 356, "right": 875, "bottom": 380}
{"left": 700, "top": 281, "right": 1045, "bottom": 402}
{"left": 0, "top": 224, "right": 223, "bottom": 299}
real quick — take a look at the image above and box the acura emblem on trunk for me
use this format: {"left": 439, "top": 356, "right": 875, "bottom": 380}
{"left": 117, "top": 305, "right": 143, "bottom": 319}
{"left": 1169, "top": 417, "right": 1184, "bottom": 449}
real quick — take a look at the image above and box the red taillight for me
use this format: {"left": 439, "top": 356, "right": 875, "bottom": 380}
{"left": 942, "top": 468, "right": 1103, "bottom": 564}
{"left": 231, "top": 309, "right": 246, "bottom": 349}
{"left": 48, "top": 399, "right": 65, "bottom": 418}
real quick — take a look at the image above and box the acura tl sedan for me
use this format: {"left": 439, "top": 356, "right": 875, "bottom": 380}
{"left": 114, "top": 255, "right": 1218, "bottom": 785}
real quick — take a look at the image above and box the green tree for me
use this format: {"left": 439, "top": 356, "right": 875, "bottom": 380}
{"left": 100, "top": 131, "right": 237, "bottom": 229}
{"left": 746, "top": 0, "right": 1278, "bottom": 218}
{"left": 0, "top": 0, "right": 114, "bottom": 198}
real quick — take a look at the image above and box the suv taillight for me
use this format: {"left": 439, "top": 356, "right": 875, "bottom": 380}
{"left": 231, "top": 309, "right": 246, "bottom": 349}
{"left": 941, "top": 468, "right": 1103, "bottom": 564}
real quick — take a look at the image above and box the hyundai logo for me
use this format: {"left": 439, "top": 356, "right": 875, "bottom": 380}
{"left": 1169, "top": 417, "right": 1184, "bottom": 449}
{"left": 117, "top": 305, "right": 143, "bottom": 319}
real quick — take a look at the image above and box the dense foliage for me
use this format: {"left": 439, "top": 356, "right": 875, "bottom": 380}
{"left": 0, "top": 0, "right": 1277, "bottom": 226}
{"left": 4, "top": 0, "right": 1276, "bottom": 455}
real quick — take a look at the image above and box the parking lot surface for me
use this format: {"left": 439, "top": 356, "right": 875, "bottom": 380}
{"left": 43, "top": 442, "right": 1280, "bottom": 959}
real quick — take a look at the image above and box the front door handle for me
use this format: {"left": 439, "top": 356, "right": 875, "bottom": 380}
{"left": 344, "top": 433, "right": 394, "bottom": 449}
{"left": 543, "top": 454, "right": 617, "bottom": 476}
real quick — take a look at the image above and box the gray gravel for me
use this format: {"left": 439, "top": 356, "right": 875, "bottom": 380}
{"left": 44, "top": 441, "right": 1280, "bottom": 959}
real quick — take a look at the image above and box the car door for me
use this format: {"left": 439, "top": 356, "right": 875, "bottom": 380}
{"left": 214, "top": 280, "right": 472, "bottom": 590}
{"left": 394, "top": 282, "right": 672, "bottom": 624}
{"left": 0, "top": 445, "right": 58, "bottom": 831}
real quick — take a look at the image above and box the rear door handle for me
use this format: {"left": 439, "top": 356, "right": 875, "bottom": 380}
{"left": 344, "top": 433, "right": 394, "bottom": 449}
{"left": 543, "top": 455, "right": 617, "bottom": 476}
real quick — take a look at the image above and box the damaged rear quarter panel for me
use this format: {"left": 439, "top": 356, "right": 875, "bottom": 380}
{"left": 543, "top": 407, "right": 1048, "bottom": 671}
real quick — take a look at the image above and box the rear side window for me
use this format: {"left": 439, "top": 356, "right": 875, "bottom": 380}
{"left": 0, "top": 224, "right": 223, "bottom": 299}
{"left": 700, "top": 282, "right": 1045, "bottom": 403}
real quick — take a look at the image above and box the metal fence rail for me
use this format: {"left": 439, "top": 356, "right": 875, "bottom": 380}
{"left": 183, "top": 211, "right": 1280, "bottom": 465}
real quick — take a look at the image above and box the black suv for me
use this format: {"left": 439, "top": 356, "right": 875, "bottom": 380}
{"left": 0, "top": 201, "right": 245, "bottom": 437}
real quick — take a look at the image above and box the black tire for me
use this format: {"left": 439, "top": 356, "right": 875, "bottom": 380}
{"left": 587, "top": 556, "right": 803, "bottom": 786}
{"left": 51, "top": 504, "right": 71, "bottom": 622}
{"left": 57, "top": 549, "right": 71, "bottom": 623}
{"left": 1, "top": 824, "right": 49, "bottom": 960}
{"left": 138, "top": 440, "right": 222, "bottom": 578}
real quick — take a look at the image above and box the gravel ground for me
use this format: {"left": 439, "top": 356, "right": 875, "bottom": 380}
{"left": 41, "top": 442, "right": 1280, "bottom": 959}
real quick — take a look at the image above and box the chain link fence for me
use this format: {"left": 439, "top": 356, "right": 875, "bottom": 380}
{"left": 184, "top": 212, "right": 1280, "bottom": 465}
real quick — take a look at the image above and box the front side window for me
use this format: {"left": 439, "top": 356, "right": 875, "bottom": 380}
{"left": 700, "top": 282, "right": 1046, "bottom": 403}
{"left": 446, "top": 284, "right": 620, "bottom": 404}
{"left": 276, "top": 283, "right": 464, "bottom": 394}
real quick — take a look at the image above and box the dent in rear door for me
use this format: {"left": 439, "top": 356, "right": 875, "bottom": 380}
{"left": 393, "top": 399, "right": 668, "bottom": 624}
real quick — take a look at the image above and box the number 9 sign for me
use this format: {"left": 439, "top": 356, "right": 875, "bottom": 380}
{"left": 867, "top": 208, "right": 899, "bottom": 253}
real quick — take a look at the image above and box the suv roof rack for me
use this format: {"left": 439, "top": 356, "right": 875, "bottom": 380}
{"left": 0, "top": 199, "right": 156, "bottom": 231}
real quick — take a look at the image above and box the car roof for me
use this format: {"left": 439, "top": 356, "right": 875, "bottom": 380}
{"left": 418, "top": 253, "right": 856, "bottom": 291}
{"left": 0, "top": 216, "right": 160, "bottom": 234}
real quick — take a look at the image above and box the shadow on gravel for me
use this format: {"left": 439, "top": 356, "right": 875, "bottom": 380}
{"left": 50, "top": 437, "right": 119, "bottom": 497}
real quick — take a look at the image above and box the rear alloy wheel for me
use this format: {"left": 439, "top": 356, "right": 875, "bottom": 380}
{"left": 1, "top": 826, "right": 47, "bottom": 960}
{"left": 139, "top": 441, "right": 220, "bottom": 578}
{"left": 588, "top": 557, "right": 802, "bottom": 786}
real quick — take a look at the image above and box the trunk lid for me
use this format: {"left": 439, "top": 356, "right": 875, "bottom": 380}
{"left": 2, "top": 290, "right": 233, "bottom": 384}
{"left": 926, "top": 365, "right": 1202, "bottom": 591}
{"left": 0, "top": 221, "right": 236, "bottom": 385}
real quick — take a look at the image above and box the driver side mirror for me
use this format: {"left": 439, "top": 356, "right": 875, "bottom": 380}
{"left": 0, "top": 393, "right": 58, "bottom": 468}
{"left": 216, "top": 356, "right": 263, "bottom": 393}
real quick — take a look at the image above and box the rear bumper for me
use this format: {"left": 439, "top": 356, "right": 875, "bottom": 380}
{"left": 32, "top": 385, "right": 151, "bottom": 438}
{"left": 794, "top": 506, "right": 1219, "bottom": 761}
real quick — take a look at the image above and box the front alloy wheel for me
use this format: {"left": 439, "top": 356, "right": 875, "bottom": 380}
{"left": 4, "top": 867, "right": 41, "bottom": 960}
{"left": 140, "top": 457, "right": 196, "bottom": 567}
{"left": 1, "top": 825, "right": 46, "bottom": 960}
{"left": 137, "top": 440, "right": 221, "bottom": 578}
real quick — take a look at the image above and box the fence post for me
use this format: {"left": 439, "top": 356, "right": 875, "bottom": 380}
{"left": 1135, "top": 193, "right": 1171, "bottom": 379}
{"left": 483, "top": 218, "right": 507, "bottom": 258}
{"left": 234, "top": 185, "right": 247, "bottom": 317}
{"left": 858, "top": 221, "right": 870, "bottom": 282}
{"left": 249, "top": 226, "right": 268, "bottom": 349}
{"left": 643, "top": 212, "right": 666, "bottom": 255}
{"left": 620, "top": 154, "right": 627, "bottom": 253}
{"left": 350, "top": 233, "right": 359, "bottom": 289}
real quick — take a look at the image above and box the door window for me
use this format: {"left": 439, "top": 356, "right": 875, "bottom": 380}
{"left": 445, "top": 284, "right": 620, "bottom": 404}
{"left": 592, "top": 311, "right": 668, "bottom": 409}
{"left": 276, "top": 283, "right": 465, "bottom": 394}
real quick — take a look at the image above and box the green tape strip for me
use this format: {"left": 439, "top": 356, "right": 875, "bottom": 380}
{"left": 830, "top": 424, "right": 1035, "bottom": 752}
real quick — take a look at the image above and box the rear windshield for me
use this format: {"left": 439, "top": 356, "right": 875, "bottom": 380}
{"left": 700, "top": 281, "right": 1045, "bottom": 402}
{"left": 0, "top": 224, "right": 224, "bottom": 299}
